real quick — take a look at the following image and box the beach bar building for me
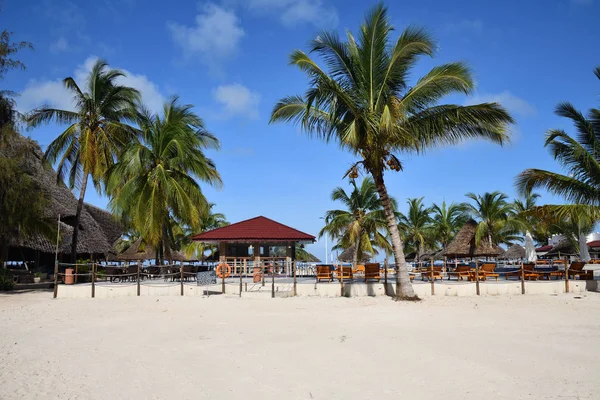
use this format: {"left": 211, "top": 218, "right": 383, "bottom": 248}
{"left": 191, "top": 216, "right": 315, "bottom": 275}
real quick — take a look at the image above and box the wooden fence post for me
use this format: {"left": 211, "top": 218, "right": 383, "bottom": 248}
{"left": 53, "top": 260, "right": 59, "bottom": 299}
{"left": 239, "top": 259, "right": 243, "bottom": 298}
{"left": 565, "top": 264, "right": 570, "bottom": 293}
{"left": 271, "top": 261, "right": 275, "bottom": 298}
{"left": 221, "top": 265, "right": 225, "bottom": 294}
{"left": 91, "top": 262, "right": 96, "bottom": 298}
{"left": 136, "top": 261, "right": 141, "bottom": 296}
{"left": 430, "top": 264, "right": 435, "bottom": 296}
{"left": 180, "top": 262, "right": 184, "bottom": 296}
{"left": 339, "top": 263, "right": 345, "bottom": 297}
{"left": 520, "top": 261, "right": 525, "bottom": 295}
{"left": 475, "top": 260, "right": 480, "bottom": 296}
{"left": 293, "top": 261, "right": 297, "bottom": 297}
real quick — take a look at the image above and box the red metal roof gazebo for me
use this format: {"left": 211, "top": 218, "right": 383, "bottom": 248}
{"left": 191, "top": 216, "right": 315, "bottom": 261}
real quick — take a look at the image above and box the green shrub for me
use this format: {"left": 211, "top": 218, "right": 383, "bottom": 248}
{"left": 0, "top": 269, "right": 14, "bottom": 290}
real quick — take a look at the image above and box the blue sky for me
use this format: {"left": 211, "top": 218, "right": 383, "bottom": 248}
{"left": 4, "top": 0, "right": 600, "bottom": 261}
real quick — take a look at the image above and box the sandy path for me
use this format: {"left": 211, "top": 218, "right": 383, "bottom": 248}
{"left": 0, "top": 292, "right": 598, "bottom": 399}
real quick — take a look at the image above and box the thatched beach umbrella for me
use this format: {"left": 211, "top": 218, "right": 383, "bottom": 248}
{"left": 499, "top": 244, "right": 525, "bottom": 260}
{"left": 338, "top": 246, "right": 371, "bottom": 263}
{"left": 441, "top": 219, "right": 502, "bottom": 258}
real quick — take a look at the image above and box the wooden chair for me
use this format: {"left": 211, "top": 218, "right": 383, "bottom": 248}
{"left": 364, "top": 263, "right": 380, "bottom": 282}
{"left": 421, "top": 266, "right": 443, "bottom": 281}
{"left": 316, "top": 265, "right": 333, "bottom": 283}
{"left": 567, "top": 262, "right": 592, "bottom": 280}
{"left": 480, "top": 263, "right": 499, "bottom": 281}
{"left": 448, "top": 265, "right": 471, "bottom": 281}
{"left": 354, "top": 264, "right": 365, "bottom": 275}
{"left": 335, "top": 266, "right": 353, "bottom": 281}
{"left": 506, "top": 264, "right": 539, "bottom": 280}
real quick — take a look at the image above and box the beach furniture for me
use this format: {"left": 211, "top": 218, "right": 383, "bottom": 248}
{"left": 567, "top": 262, "right": 592, "bottom": 280}
{"left": 448, "top": 265, "right": 470, "bottom": 281}
{"left": 421, "top": 266, "right": 443, "bottom": 281}
{"left": 354, "top": 264, "right": 365, "bottom": 275}
{"left": 335, "top": 266, "right": 353, "bottom": 281}
{"left": 506, "top": 263, "right": 539, "bottom": 280}
{"left": 316, "top": 265, "right": 333, "bottom": 282}
{"left": 364, "top": 263, "right": 380, "bottom": 282}
{"left": 480, "top": 263, "right": 499, "bottom": 281}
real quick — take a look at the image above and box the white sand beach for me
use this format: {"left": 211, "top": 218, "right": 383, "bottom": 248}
{"left": 1, "top": 292, "right": 599, "bottom": 400}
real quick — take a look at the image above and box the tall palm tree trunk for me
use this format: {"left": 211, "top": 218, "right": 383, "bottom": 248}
{"left": 352, "top": 238, "right": 360, "bottom": 270}
{"left": 372, "top": 172, "right": 417, "bottom": 299}
{"left": 71, "top": 173, "right": 89, "bottom": 263}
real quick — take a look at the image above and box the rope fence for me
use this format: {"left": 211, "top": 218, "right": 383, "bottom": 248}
{"left": 52, "top": 260, "right": 593, "bottom": 299}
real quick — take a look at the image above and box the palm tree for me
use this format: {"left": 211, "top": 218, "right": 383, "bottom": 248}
{"left": 465, "top": 191, "right": 522, "bottom": 246}
{"left": 320, "top": 177, "right": 392, "bottom": 268}
{"left": 270, "top": 3, "right": 513, "bottom": 299}
{"left": 26, "top": 60, "right": 140, "bottom": 261}
{"left": 430, "top": 200, "right": 469, "bottom": 251}
{"left": 178, "top": 205, "right": 228, "bottom": 261}
{"left": 107, "top": 98, "right": 221, "bottom": 263}
{"left": 516, "top": 67, "right": 600, "bottom": 215}
{"left": 513, "top": 191, "right": 541, "bottom": 233}
{"left": 398, "top": 197, "right": 434, "bottom": 262}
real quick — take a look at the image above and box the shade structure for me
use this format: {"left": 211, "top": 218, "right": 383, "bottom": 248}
{"left": 525, "top": 231, "right": 537, "bottom": 262}
{"left": 579, "top": 233, "right": 591, "bottom": 262}
{"left": 191, "top": 216, "right": 315, "bottom": 244}
{"left": 500, "top": 244, "right": 526, "bottom": 260}
{"left": 117, "top": 239, "right": 197, "bottom": 262}
{"left": 337, "top": 246, "right": 371, "bottom": 263}
{"left": 442, "top": 219, "right": 502, "bottom": 258}
{"left": 0, "top": 133, "right": 121, "bottom": 258}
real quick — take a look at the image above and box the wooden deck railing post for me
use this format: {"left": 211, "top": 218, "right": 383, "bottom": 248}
{"left": 136, "top": 261, "right": 141, "bottom": 296}
{"left": 475, "top": 260, "right": 480, "bottom": 296}
{"left": 53, "top": 260, "right": 59, "bottom": 299}
{"left": 293, "top": 261, "right": 297, "bottom": 296}
{"left": 180, "top": 261, "right": 184, "bottom": 296}
{"left": 520, "top": 261, "right": 525, "bottom": 295}
{"left": 262, "top": 260, "right": 265, "bottom": 287}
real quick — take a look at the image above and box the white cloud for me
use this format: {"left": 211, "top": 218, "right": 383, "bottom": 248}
{"left": 167, "top": 3, "right": 244, "bottom": 67}
{"left": 244, "top": 0, "right": 338, "bottom": 27}
{"left": 466, "top": 91, "right": 536, "bottom": 117}
{"left": 17, "top": 56, "right": 165, "bottom": 114}
{"left": 49, "top": 37, "right": 69, "bottom": 53}
{"left": 213, "top": 83, "right": 260, "bottom": 119}
{"left": 441, "top": 18, "right": 484, "bottom": 35}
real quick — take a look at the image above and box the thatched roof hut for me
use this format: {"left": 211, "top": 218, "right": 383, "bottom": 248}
{"left": 499, "top": 244, "right": 525, "bottom": 260}
{"left": 337, "top": 246, "right": 372, "bottom": 263}
{"left": 117, "top": 238, "right": 197, "bottom": 262}
{"left": 2, "top": 134, "right": 121, "bottom": 258}
{"left": 441, "top": 219, "right": 502, "bottom": 258}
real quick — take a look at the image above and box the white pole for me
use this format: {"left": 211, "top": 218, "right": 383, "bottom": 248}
{"left": 325, "top": 235, "right": 328, "bottom": 264}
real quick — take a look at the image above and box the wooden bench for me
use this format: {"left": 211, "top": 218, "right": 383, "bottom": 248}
{"left": 364, "top": 263, "right": 380, "bottom": 282}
